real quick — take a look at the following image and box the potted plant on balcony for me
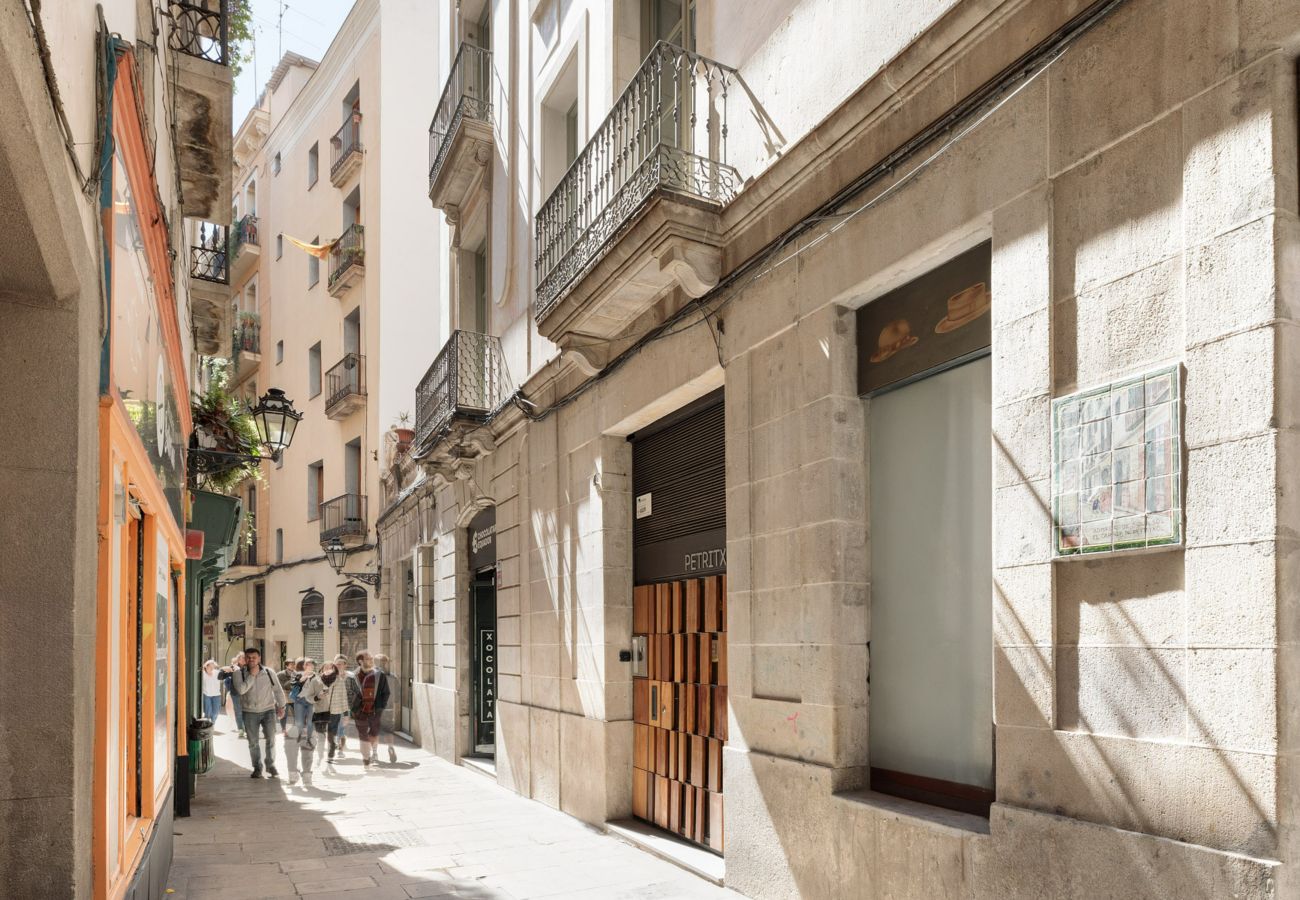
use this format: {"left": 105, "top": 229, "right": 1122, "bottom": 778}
{"left": 392, "top": 412, "right": 414, "bottom": 454}
{"left": 190, "top": 360, "right": 262, "bottom": 493}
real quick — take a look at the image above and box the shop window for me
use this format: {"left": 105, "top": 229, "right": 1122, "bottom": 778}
{"left": 338, "top": 586, "right": 368, "bottom": 661}
{"left": 867, "top": 356, "right": 993, "bottom": 815}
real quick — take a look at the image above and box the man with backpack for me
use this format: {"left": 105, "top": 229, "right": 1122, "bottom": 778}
{"left": 232, "top": 647, "right": 286, "bottom": 778}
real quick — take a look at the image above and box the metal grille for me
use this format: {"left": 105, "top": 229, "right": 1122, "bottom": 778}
{"left": 328, "top": 224, "right": 365, "bottom": 288}
{"left": 254, "top": 583, "right": 265, "bottom": 628}
{"left": 322, "top": 830, "right": 425, "bottom": 857}
{"left": 232, "top": 213, "right": 260, "bottom": 257}
{"left": 632, "top": 397, "right": 726, "bottom": 548}
{"left": 320, "top": 493, "right": 367, "bottom": 544}
{"left": 325, "top": 353, "right": 366, "bottom": 411}
{"left": 428, "top": 42, "right": 493, "bottom": 194}
{"left": 191, "top": 223, "right": 228, "bottom": 284}
{"left": 414, "top": 330, "right": 512, "bottom": 451}
{"left": 168, "top": 1, "right": 228, "bottom": 65}
{"left": 331, "top": 113, "right": 364, "bottom": 176}
{"left": 534, "top": 42, "right": 741, "bottom": 321}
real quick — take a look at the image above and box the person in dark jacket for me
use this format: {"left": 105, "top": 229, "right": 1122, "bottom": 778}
{"left": 349, "top": 650, "right": 390, "bottom": 769}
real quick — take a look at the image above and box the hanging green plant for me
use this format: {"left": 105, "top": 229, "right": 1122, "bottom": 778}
{"left": 191, "top": 359, "right": 262, "bottom": 494}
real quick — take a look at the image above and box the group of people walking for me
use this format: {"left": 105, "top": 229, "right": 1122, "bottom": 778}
{"left": 200, "top": 648, "right": 395, "bottom": 784}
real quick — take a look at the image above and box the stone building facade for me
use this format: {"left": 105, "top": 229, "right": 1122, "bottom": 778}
{"left": 381, "top": 0, "right": 1300, "bottom": 896}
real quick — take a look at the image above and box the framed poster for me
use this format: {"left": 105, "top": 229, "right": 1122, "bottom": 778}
{"left": 857, "top": 242, "right": 992, "bottom": 396}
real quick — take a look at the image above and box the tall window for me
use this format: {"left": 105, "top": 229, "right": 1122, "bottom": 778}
{"left": 254, "top": 583, "right": 266, "bottom": 628}
{"left": 868, "top": 355, "right": 993, "bottom": 815}
{"left": 308, "top": 341, "right": 322, "bottom": 396}
{"left": 307, "top": 461, "right": 324, "bottom": 521}
{"left": 275, "top": 528, "right": 284, "bottom": 563}
{"left": 307, "top": 142, "right": 319, "bottom": 187}
{"left": 276, "top": 233, "right": 283, "bottom": 259}
{"left": 275, "top": 340, "right": 284, "bottom": 364}
{"left": 272, "top": 151, "right": 282, "bottom": 175}
{"left": 307, "top": 235, "right": 320, "bottom": 287}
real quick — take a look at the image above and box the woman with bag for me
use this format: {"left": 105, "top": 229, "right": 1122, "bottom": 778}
{"left": 313, "top": 662, "right": 351, "bottom": 765}
{"left": 288, "top": 659, "right": 325, "bottom": 785}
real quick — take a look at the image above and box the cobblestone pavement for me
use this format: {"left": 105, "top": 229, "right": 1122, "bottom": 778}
{"left": 169, "top": 720, "right": 741, "bottom": 899}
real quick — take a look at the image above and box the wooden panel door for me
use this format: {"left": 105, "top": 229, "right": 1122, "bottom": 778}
{"left": 631, "top": 574, "right": 727, "bottom": 853}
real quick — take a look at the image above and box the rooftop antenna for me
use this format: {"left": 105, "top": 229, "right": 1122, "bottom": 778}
{"left": 278, "top": 1, "right": 287, "bottom": 61}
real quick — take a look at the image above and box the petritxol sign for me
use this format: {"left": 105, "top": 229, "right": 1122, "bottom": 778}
{"left": 634, "top": 527, "right": 727, "bottom": 582}
{"left": 468, "top": 506, "right": 497, "bottom": 571}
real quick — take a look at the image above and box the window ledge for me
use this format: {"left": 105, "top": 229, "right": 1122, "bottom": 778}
{"left": 833, "top": 789, "right": 991, "bottom": 838}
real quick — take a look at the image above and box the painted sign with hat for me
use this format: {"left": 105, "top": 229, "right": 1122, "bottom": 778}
{"left": 856, "top": 242, "right": 991, "bottom": 396}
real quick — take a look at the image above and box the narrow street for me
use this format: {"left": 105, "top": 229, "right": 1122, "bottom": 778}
{"left": 168, "top": 724, "right": 739, "bottom": 900}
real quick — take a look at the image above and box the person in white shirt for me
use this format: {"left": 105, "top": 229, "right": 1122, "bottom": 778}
{"left": 201, "top": 660, "right": 222, "bottom": 725}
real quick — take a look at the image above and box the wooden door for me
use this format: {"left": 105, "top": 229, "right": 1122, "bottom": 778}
{"left": 632, "top": 573, "right": 726, "bottom": 852}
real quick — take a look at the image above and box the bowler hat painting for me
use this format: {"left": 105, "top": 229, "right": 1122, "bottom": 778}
{"left": 856, "top": 241, "right": 992, "bottom": 395}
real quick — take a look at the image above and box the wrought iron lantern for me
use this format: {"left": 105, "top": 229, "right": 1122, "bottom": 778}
{"left": 251, "top": 388, "right": 302, "bottom": 461}
{"left": 324, "top": 537, "right": 349, "bottom": 573}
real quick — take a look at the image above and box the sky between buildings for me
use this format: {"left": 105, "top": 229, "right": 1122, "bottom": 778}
{"left": 233, "top": 0, "right": 355, "bottom": 127}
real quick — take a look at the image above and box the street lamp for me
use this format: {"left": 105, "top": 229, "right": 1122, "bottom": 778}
{"left": 324, "top": 537, "right": 348, "bottom": 573}
{"left": 250, "top": 388, "right": 302, "bottom": 461}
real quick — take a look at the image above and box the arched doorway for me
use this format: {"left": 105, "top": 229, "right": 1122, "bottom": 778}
{"left": 338, "top": 586, "right": 369, "bottom": 662}
{"left": 301, "top": 591, "right": 324, "bottom": 662}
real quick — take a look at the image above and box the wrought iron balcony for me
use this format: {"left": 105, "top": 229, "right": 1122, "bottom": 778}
{"left": 191, "top": 223, "right": 229, "bottom": 284}
{"left": 328, "top": 224, "right": 365, "bottom": 296}
{"left": 230, "top": 214, "right": 260, "bottom": 283}
{"left": 324, "top": 352, "right": 367, "bottom": 419}
{"left": 168, "top": 1, "right": 229, "bottom": 65}
{"left": 534, "top": 42, "right": 741, "bottom": 326}
{"left": 320, "top": 493, "right": 368, "bottom": 546}
{"left": 330, "top": 112, "right": 364, "bottom": 186}
{"left": 415, "top": 330, "right": 511, "bottom": 452}
{"left": 428, "top": 42, "right": 493, "bottom": 210}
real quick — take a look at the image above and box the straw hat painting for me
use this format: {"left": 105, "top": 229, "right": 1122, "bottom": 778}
{"left": 869, "top": 318, "right": 919, "bottom": 363}
{"left": 934, "top": 282, "right": 991, "bottom": 334}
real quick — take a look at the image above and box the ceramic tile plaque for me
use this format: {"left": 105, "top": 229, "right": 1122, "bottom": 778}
{"left": 1052, "top": 365, "right": 1182, "bottom": 557}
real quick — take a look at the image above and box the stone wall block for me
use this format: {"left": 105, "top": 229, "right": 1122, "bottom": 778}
{"left": 747, "top": 329, "right": 801, "bottom": 427}
{"left": 993, "top": 563, "right": 1053, "bottom": 648}
{"left": 496, "top": 699, "right": 531, "bottom": 796}
{"left": 873, "top": 801, "right": 973, "bottom": 900}
{"left": 1187, "top": 541, "right": 1280, "bottom": 647}
{"left": 752, "top": 529, "right": 801, "bottom": 590}
{"left": 1185, "top": 327, "right": 1276, "bottom": 448}
{"left": 1051, "top": 113, "right": 1183, "bottom": 302}
{"left": 993, "top": 478, "right": 1053, "bottom": 568}
{"left": 996, "top": 725, "right": 1277, "bottom": 857}
{"left": 528, "top": 706, "right": 560, "bottom": 808}
{"left": 991, "top": 183, "right": 1052, "bottom": 329}
{"left": 796, "top": 303, "right": 857, "bottom": 404}
{"left": 993, "top": 393, "right": 1051, "bottom": 488}
{"left": 559, "top": 713, "right": 608, "bottom": 824}
{"left": 1185, "top": 434, "right": 1278, "bottom": 546}
{"left": 1047, "top": 0, "right": 1235, "bottom": 173}
{"left": 1185, "top": 216, "right": 1286, "bottom": 346}
{"left": 752, "top": 643, "right": 803, "bottom": 703}
{"left": 799, "top": 393, "right": 867, "bottom": 464}
{"left": 797, "top": 456, "right": 867, "bottom": 529}
{"left": 1055, "top": 646, "right": 1187, "bottom": 739}
{"left": 796, "top": 519, "right": 867, "bottom": 587}
{"left": 1055, "top": 552, "right": 1185, "bottom": 648}
{"left": 1186, "top": 648, "right": 1278, "bottom": 752}
{"left": 751, "top": 470, "right": 803, "bottom": 534}
{"left": 992, "top": 308, "right": 1051, "bottom": 404}
{"left": 751, "top": 589, "right": 799, "bottom": 646}
{"left": 994, "top": 644, "right": 1054, "bottom": 729}
{"left": 800, "top": 642, "right": 868, "bottom": 708}
{"left": 801, "top": 581, "right": 869, "bottom": 646}
{"left": 729, "top": 696, "right": 836, "bottom": 764}
{"left": 749, "top": 411, "right": 800, "bottom": 482}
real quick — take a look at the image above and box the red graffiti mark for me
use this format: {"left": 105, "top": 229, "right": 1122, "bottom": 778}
{"left": 786, "top": 711, "right": 800, "bottom": 732}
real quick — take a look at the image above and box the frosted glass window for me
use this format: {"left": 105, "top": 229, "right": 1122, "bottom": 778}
{"left": 868, "top": 356, "right": 993, "bottom": 798}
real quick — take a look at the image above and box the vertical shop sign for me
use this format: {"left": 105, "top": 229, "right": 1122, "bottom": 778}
{"left": 478, "top": 627, "right": 496, "bottom": 725}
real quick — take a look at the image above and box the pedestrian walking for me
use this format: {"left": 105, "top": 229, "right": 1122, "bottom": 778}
{"left": 313, "top": 661, "right": 350, "bottom": 764}
{"left": 373, "top": 653, "right": 399, "bottom": 764}
{"left": 232, "top": 647, "right": 286, "bottom": 778}
{"left": 200, "top": 660, "right": 222, "bottom": 725}
{"left": 287, "top": 659, "right": 324, "bottom": 786}
{"left": 278, "top": 658, "right": 302, "bottom": 736}
{"left": 333, "top": 654, "right": 353, "bottom": 755}
{"left": 350, "top": 650, "right": 390, "bottom": 769}
{"left": 219, "top": 653, "right": 246, "bottom": 736}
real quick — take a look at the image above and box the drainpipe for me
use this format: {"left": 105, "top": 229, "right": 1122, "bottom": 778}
{"left": 493, "top": 0, "right": 519, "bottom": 317}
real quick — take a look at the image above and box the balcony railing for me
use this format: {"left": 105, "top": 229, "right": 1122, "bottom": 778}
{"left": 330, "top": 112, "right": 364, "bottom": 178}
{"left": 320, "top": 493, "right": 368, "bottom": 544}
{"left": 328, "top": 224, "right": 365, "bottom": 289}
{"left": 325, "top": 352, "right": 366, "bottom": 411}
{"left": 169, "top": 1, "right": 229, "bottom": 65}
{"left": 415, "top": 330, "right": 512, "bottom": 450}
{"left": 231, "top": 213, "right": 260, "bottom": 256}
{"left": 534, "top": 42, "right": 741, "bottom": 321}
{"left": 232, "top": 318, "right": 260, "bottom": 354}
{"left": 191, "top": 223, "right": 228, "bottom": 284}
{"left": 428, "top": 42, "right": 492, "bottom": 193}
